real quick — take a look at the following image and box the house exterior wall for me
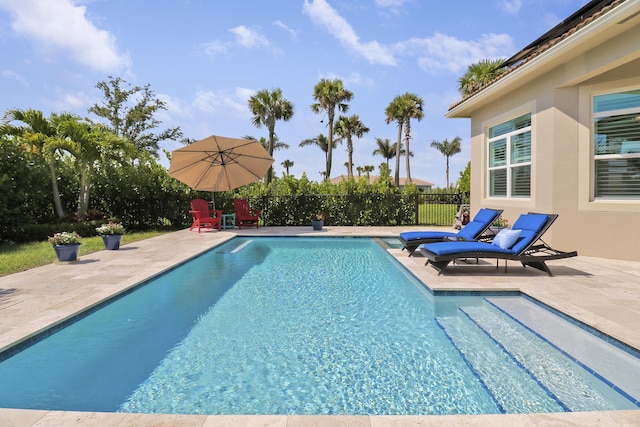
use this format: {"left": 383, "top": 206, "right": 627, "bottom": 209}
{"left": 467, "top": 23, "right": 640, "bottom": 261}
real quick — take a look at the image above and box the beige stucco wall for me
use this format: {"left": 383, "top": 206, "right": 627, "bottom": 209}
{"left": 466, "top": 22, "right": 640, "bottom": 261}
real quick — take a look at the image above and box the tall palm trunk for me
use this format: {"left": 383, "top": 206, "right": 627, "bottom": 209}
{"left": 445, "top": 157, "right": 450, "bottom": 188}
{"left": 326, "top": 111, "right": 335, "bottom": 181}
{"left": 394, "top": 122, "right": 403, "bottom": 187}
{"left": 48, "top": 159, "right": 65, "bottom": 219}
{"left": 267, "top": 123, "right": 276, "bottom": 184}
{"left": 347, "top": 136, "right": 354, "bottom": 179}
{"left": 404, "top": 119, "right": 412, "bottom": 183}
{"left": 77, "top": 161, "right": 92, "bottom": 220}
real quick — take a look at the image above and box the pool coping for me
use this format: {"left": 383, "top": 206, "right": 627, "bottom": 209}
{"left": 1, "top": 226, "right": 639, "bottom": 426}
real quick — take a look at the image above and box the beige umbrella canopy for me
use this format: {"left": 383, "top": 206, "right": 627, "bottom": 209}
{"left": 168, "top": 135, "right": 274, "bottom": 192}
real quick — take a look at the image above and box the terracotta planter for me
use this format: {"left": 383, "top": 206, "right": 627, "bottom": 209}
{"left": 101, "top": 234, "right": 123, "bottom": 250}
{"left": 53, "top": 244, "right": 81, "bottom": 262}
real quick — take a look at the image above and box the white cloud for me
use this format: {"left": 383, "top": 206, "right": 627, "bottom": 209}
{"left": 320, "top": 71, "right": 375, "bottom": 88}
{"left": 202, "top": 40, "right": 228, "bottom": 58}
{"left": 2, "top": 69, "right": 28, "bottom": 86}
{"left": 203, "top": 26, "right": 278, "bottom": 59}
{"left": 0, "top": 0, "right": 130, "bottom": 72}
{"left": 375, "top": 0, "right": 408, "bottom": 7}
{"left": 57, "top": 91, "right": 90, "bottom": 110}
{"left": 273, "top": 20, "right": 298, "bottom": 39}
{"left": 496, "top": 0, "right": 522, "bottom": 14}
{"left": 375, "top": 0, "right": 409, "bottom": 14}
{"left": 302, "top": 0, "right": 396, "bottom": 66}
{"left": 230, "top": 25, "right": 270, "bottom": 48}
{"left": 396, "top": 32, "right": 514, "bottom": 74}
{"left": 192, "top": 89, "right": 251, "bottom": 119}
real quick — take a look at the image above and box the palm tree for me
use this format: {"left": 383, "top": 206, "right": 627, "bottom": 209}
{"left": 386, "top": 93, "right": 425, "bottom": 185}
{"left": 372, "top": 138, "right": 396, "bottom": 168}
{"left": 363, "top": 165, "right": 375, "bottom": 182}
{"left": 334, "top": 114, "right": 370, "bottom": 179}
{"left": 244, "top": 135, "right": 290, "bottom": 152}
{"left": 248, "top": 88, "right": 294, "bottom": 184}
{"left": 299, "top": 134, "right": 336, "bottom": 181}
{"left": 57, "top": 116, "right": 133, "bottom": 219}
{"left": 311, "top": 78, "right": 353, "bottom": 181}
{"left": 299, "top": 134, "right": 334, "bottom": 152}
{"left": 399, "top": 93, "right": 424, "bottom": 183}
{"left": 457, "top": 58, "right": 506, "bottom": 97}
{"left": 2, "top": 109, "right": 71, "bottom": 219}
{"left": 385, "top": 95, "right": 406, "bottom": 187}
{"left": 343, "top": 161, "right": 350, "bottom": 175}
{"left": 281, "top": 159, "right": 294, "bottom": 175}
{"left": 430, "top": 137, "right": 462, "bottom": 188}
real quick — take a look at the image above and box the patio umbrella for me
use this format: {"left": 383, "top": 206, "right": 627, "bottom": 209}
{"left": 168, "top": 135, "right": 274, "bottom": 207}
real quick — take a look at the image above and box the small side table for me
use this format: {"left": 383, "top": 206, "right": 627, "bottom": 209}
{"left": 221, "top": 213, "right": 236, "bottom": 229}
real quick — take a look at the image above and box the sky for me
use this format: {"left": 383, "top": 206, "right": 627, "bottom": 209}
{"left": 0, "top": 0, "right": 590, "bottom": 187}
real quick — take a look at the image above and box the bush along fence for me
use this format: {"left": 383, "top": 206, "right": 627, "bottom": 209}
{"left": 2, "top": 191, "right": 469, "bottom": 244}
{"left": 239, "top": 192, "right": 470, "bottom": 227}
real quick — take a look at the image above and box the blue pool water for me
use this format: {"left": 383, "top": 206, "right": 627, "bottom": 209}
{"left": 0, "top": 237, "right": 638, "bottom": 415}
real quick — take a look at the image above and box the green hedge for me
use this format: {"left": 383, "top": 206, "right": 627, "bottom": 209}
{"left": 1, "top": 136, "right": 463, "bottom": 243}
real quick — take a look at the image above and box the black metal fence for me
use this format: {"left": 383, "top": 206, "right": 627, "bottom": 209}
{"left": 240, "top": 192, "right": 469, "bottom": 227}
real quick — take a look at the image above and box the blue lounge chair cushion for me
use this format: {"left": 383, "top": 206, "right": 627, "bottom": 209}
{"left": 492, "top": 229, "right": 521, "bottom": 249}
{"left": 421, "top": 213, "right": 552, "bottom": 256}
{"left": 399, "top": 208, "right": 500, "bottom": 242}
{"left": 509, "top": 213, "right": 549, "bottom": 253}
{"left": 473, "top": 208, "right": 502, "bottom": 225}
{"left": 423, "top": 240, "right": 516, "bottom": 255}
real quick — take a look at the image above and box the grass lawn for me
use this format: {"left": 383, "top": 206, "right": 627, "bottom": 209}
{"left": 0, "top": 231, "right": 169, "bottom": 277}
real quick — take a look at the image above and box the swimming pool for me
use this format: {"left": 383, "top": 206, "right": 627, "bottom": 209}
{"left": 0, "top": 237, "right": 638, "bottom": 415}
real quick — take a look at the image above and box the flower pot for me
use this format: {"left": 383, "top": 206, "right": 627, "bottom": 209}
{"left": 311, "top": 220, "right": 324, "bottom": 231}
{"left": 488, "top": 226, "right": 506, "bottom": 236}
{"left": 101, "top": 234, "right": 123, "bottom": 250}
{"left": 53, "top": 244, "right": 81, "bottom": 262}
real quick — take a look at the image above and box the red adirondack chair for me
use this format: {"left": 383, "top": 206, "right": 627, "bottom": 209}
{"left": 233, "top": 199, "right": 261, "bottom": 229}
{"left": 189, "top": 199, "right": 222, "bottom": 232}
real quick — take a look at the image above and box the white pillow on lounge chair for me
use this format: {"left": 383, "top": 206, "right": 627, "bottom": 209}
{"left": 492, "top": 229, "right": 521, "bottom": 249}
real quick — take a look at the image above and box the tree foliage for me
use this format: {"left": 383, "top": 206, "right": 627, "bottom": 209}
{"left": 311, "top": 78, "right": 353, "bottom": 181}
{"left": 2, "top": 109, "right": 72, "bottom": 219}
{"left": 89, "top": 76, "right": 183, "bottom": 156}
{"left": 385, "top": 92, "right": 423, "bottom": 185}
{"left": 456, "top": 161, "right": 471, "bottom": 193}
{"left": 457, "top": 58, "right": 506, "bottom": 97}
{"left": 334, "top": 114, "right": 370, "bottom": 180}
{"left": 247, "top": 88, "right": 294, "bottom": 184}
{"left": 430, "top": 137, "right": 462, "bottom": 188}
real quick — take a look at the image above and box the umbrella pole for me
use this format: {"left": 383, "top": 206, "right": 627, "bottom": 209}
{"left": 210, "top": 192, "right": 216, "bottom": 210}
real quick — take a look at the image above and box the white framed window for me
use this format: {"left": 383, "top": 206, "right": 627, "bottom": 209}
{"left": 487, "top": 113, "right": 531, "bottom": 198}
{"left": 593, "top": 89, "right": 640, "bottom": 199}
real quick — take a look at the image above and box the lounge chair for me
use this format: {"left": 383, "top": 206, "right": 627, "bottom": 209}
{"left": 399, "top": 208, "right": 503, "bottom": 256}
{"left": 189, "top": 199, "right": 222, "bottom": 233}
{"left": 419, "top": 213, "right": 577, "bottom": 276}
{"left": 234, "top": 199, "right": 261, "bottom": 229}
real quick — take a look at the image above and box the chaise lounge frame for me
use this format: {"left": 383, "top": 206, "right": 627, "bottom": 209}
{"left": 419, "top": 213, "right": 577, "bottom": 276}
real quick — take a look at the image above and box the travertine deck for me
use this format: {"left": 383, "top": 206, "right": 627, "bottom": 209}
{"left": 1, "top": 226, "right": 639, "bottom": 426}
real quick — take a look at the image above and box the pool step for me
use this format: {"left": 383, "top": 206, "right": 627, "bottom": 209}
{"left": 436, "top": 314, "right": 565, "bottom": 414}
{"left": 485, "top": 296, "right": 640, "bottom": 407}
{"left": 462, "top": 304, "right": 633, "bottom": 412}
{"left": 217, "top": 239, "right": 253, "bottom": 254}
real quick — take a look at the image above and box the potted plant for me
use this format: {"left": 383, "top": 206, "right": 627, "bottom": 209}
{"left": 96, "top": 222, "right": 125, "bottom": 250}
{"left": 489, "top": 216, "right": 509, "bottom": 235}
{"left": 48, "top": 231, "right": 82, "bottom": 262}
{"left": 311, "top": 213, "right": 325, "bottom": 231}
